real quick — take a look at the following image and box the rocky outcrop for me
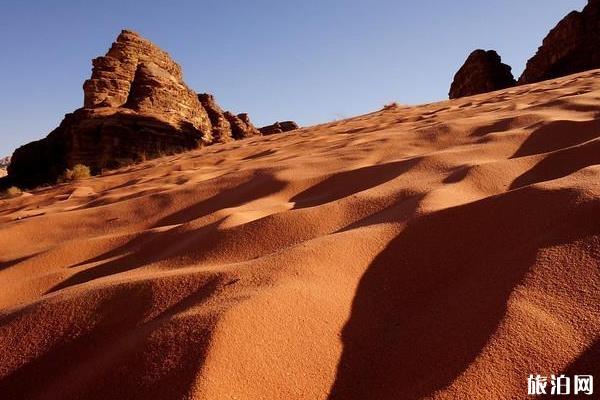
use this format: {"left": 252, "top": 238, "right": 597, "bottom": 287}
{"left": 83, "top": 30, "right": 211, "bottom": 137}
{"left": 6, "top": 30, "right": 264, "bottom": 189}
{"left": 197, "top": 92, "right": 261, "bottom": 141}
{"left": 197, "top": 93, "right": 233, "bottom": 143}
{"left": 259, "top": 121, "right": 300, "bottom": 135}
{"left": 0, "top": 156, "right": 9, "bottom": 178}
{"left": 449, "top": 50, "right": 516, "bottom": 99}
{"left": 520, "top": 0, "right": 600, "bottom": 84}
{"left": 224, "top": 112, "right": 261, "bottom": 140}
{"left": 0, "top": 156, "right": 9, "bottom": 169}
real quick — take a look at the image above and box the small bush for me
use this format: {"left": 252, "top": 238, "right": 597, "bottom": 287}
{"left": 58, "top": 164, "right": 91, "bottom": 183}
{"left": 2, "top": 186, "right": 23, "bottom": 199}
{"left": 72, "top": 164, "right": 91, "bottom": 180}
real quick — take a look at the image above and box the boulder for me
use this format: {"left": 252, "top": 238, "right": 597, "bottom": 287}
{"left": 449, "top": 50, "right": 516, "bottom": 99}
{"left": 519, "top": 0, "right": 600, "bottom": 84}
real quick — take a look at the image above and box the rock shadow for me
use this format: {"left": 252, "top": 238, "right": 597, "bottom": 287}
{"left": 328, "top": 186, "right": 598, "bottom": 399}
{"left": 291, "top": 158, "right": 420, "bottom": 209}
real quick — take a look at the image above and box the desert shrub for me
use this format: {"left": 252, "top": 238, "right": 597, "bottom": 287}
{"left": 1, "top": 186, "right": 23, "bottom": 199}
{"left": 58, "top": 164, "right": 91, "bottom": 183}
{"left": 72, "top": 164, "right": 91, "bottom": 180}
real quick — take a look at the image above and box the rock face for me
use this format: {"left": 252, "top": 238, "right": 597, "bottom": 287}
{"left": 0, "top": 156, "right": 9, "bottom": 169}
{"left": 82, "top": 30, "right": 212, "bottom": 139}
{"left": 224, "top": 112, "right": 261, "bottom": 140}
{"left": 259, "top": 121, "right": 300, "bottom": 135}
{"left": 197, "top": 93, "right": 233, "bottom": 143}
{"left": 449, "top": 50, "right": 516, "bottom": 99}
{"left": 520, "top": 0, "right": 600, "bottom": 84}
{"left": 0, "top": 156, "right": 9, "bottom": 178}
{"left": 6, "top": 30, "right": 263, "bottom": 189}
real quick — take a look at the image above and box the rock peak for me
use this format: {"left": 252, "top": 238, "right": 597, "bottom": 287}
{"left": 449, "top": 49, "right": 516, "bottom": 99}
{"left": 519, "top": 0, "right": 600, "bottom": 84}
{"left": 5, "top": 30, "right": 264, "bottom": 188}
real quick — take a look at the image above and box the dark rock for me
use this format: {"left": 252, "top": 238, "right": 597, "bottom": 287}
{"left": 449, "top": 50, "right": 516, "bottom": 99}
{"left": 520, "top": 0, "right": 600, "bottom": 84}
{"left": 8, "top": 109, "right": 205, "bottom": 188}
{"left": 259, "top": 121, "right": 300, "bottom": 135}
{"left": 197, "top": 93, "right": 233, "bottom": 143}
{"left": 224, "top": 112, "right": 261, "bottom": 140}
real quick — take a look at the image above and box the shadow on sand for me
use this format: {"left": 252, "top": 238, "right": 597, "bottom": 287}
{"left": 328, "top": 186, "right": 599, "bottom": 399}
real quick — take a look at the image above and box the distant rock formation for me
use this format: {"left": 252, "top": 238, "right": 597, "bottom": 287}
{"left": 224, "top": 112, "right": 261, "bottom": 140}
{"left": 197, "top": 94, "right": 261, "bottom": 142}
{"left": 449, "top": 50, "right": 516, "bottom": 99}
{"left": 519, "top": 0, "right": 600, "bottom": 84}
{"left": 197, "top": 93, "right": 233, "bottom": 143}
{"left": 259, "top": 121, "right": 300, "bottom": 135}
{"left": 6, "top": 30, "right": 264, "bottom": 189}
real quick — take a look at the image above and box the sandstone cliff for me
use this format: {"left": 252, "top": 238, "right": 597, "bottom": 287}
{"left": 519, "top": 0, "right": 600, "bottom": 84}
{"left": 6, "top": 30, "right": 263, "bottom": 189}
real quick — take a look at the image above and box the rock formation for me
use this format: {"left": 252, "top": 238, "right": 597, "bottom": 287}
{"left": 6, "top": 30, "right": 263, "bottom": 189}
{"left": 0, "top": 156, "right": 9, "bottom": 178}
{"left": 224, "top": 112, "right": 261, "bottom": 140}
{"left": 0, "top": 156, "right": 9, "bottom": 169}
{"left": 449, "top": 50, "right": 516, "bottom": 99}
{"left": 259, "top": 121, "right": 300, "bottom": 135}
{"left": 196, "top": 94, "right": 261, "bottom": 142}
{"left": 197, "top": 93, "right": 233, "bottom": 143}
{"left": 519, "top": 0, "right": 600, "bottom": 84}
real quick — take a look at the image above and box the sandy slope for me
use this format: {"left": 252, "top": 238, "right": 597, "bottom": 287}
{"left": 1, "top": 70, "right": 599, "bottom": 400}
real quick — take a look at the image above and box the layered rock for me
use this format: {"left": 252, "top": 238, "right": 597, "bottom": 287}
{"left": 259, "top": 121, "right": 300, "bottom": 135}
{"left": 449, "top": 50, "right": 516, "bottom": 99}
{"left": 224, "top": 112, "right": 261, "bottom": 140}
{"left": 197, "top": 93, "right": 233, "bottom": 143}
{"left": 7, "top": 30, "right": 264, "bottom": 189}
{"left": 520, "top": 0, "right": 600, "bottom": 84}
{"left": 83, "top": 30, "right": 211, "bottom": 136}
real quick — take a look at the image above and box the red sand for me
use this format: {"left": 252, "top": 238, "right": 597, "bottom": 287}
{"left": 1, "top": 70, "right": 599, "bottom": 399}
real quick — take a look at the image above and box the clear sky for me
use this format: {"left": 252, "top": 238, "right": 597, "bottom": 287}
{"left": 0, "top": 0, "right": 587, "bottom": 156}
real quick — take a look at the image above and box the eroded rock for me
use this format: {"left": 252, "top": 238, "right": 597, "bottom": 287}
{"left": 519, "top": 0, "right": 600, "bottom": 84}
{"left": 259, "top": 121, "right": 300, "bottom": 135}
{"left": 449, "top": 50, "right": 516, "bottom": 99}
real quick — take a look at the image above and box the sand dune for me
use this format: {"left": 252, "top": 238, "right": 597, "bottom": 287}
{"left": 1, "top": 70, "right": 599, "bottom": 399}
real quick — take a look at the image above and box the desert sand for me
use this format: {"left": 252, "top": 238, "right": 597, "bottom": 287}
{"left": 1, "top": 70, "right": 599, "bottom": 399}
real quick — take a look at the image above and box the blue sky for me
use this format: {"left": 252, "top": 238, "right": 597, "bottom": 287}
{"left": 0, "top": 0, "right": 586, "bottom": 156}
